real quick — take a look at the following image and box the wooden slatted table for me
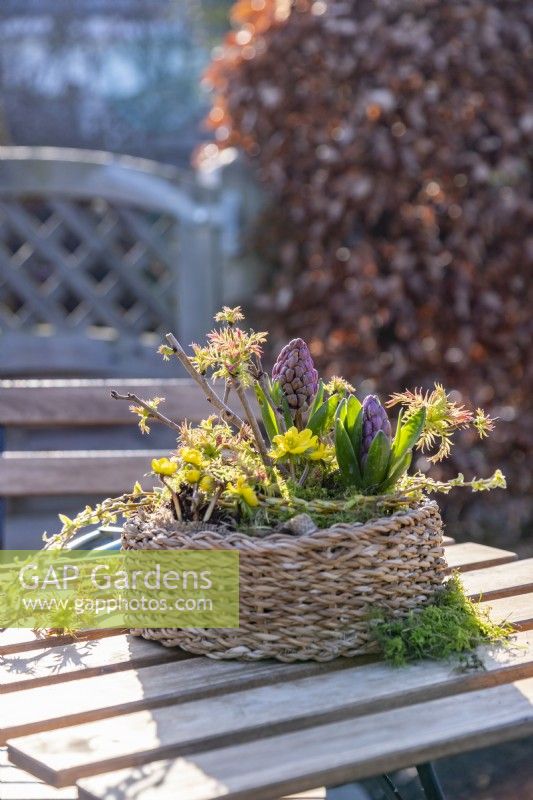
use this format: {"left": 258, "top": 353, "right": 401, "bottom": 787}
{"left": 1, "top": 541, "right": 532, "bottom": 800}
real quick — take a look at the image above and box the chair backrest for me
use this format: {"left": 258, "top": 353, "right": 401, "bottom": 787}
{"left": 0, "top": 377, "right": 215, "bottom": 496}
{"left": 0, "top": 147, "right": 237, "bottom": 377}
{"left": 0, "top": 378, "right": 218, "bottom": 547}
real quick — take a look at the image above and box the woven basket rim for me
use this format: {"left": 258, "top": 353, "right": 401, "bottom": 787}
{"left": 123, "top": 498, "right": 440, "bottom": 549}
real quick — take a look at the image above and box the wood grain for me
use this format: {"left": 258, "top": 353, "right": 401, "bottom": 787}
{"left": 0, "top": 634, "right": 190, "bottom": 693}
{"left": 444, "top": 542, "right": 516, "bottom": 572}
{"left": 461, "top": 559, "right": 533, "bottom": 601}
{"left": 0, "top": 628, "right": 124, "bottom": 657}
{"left": 0, "top": 450, "right": 166, "bottom": 496}
{"left": 0, "top": 657, "right": 354, "bottom": 744}
{"left": 481, "top": 592, "right": 533, "bottom": 631}
{"left": 8, "top": 630, "right": 533, "bottom": 787}
{"left": 75, "top": 677, "right": 533, "bottom": 800}
{"left": 0, "top": 380, "right": 212, "bottom": 428}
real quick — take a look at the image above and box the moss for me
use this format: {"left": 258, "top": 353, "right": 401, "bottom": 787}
{"left": 370, "top": 574, "right": 513, "bottom": 666}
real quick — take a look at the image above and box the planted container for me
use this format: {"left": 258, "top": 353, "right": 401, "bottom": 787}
{"left": 50, "top": 307, "right": 504, "bottom": 662}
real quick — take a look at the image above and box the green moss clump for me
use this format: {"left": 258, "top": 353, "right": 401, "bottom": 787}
{"left": 370, "top": 574, "right": 513, "bottom": 666}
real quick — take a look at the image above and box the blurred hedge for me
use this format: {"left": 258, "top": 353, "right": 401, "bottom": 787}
{"left": 202, "top": 0, "right": 533, "bottom": 548}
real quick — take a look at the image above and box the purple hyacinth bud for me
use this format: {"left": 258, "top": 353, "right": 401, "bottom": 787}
{"left": 272, "top": 338, "right": 318, "bottom": 413}
{"left": 360, "top": 395, "right": 392, "bottom": 465}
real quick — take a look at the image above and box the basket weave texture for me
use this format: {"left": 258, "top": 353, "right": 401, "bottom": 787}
{"left": 122, "top": 499, "right": 446, "bottom": 662}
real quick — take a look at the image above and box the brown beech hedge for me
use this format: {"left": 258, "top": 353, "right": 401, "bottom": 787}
{"left": 202, "top": 0, "right": 532, "bottom": 547}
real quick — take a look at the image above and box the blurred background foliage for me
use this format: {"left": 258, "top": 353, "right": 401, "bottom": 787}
{"left": 202, "top": 0, "right": 532, "bottom": 552}
{"left": 0, "top": 0, "right": 232, "bottom": 163}
{"left": 0, "top": 0, "right": 531, "bottom": 551}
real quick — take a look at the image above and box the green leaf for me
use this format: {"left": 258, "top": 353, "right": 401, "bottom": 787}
{"left": 349, "top": 407, "right": 364, "bottom": 463}
{"left": 335, "top": 419, "right": 362, "bottom": 487}
{"left": 345, "top": 394, "right": 362, "bottom": 435}
{"left": 308, "top": 379, "right": 325, "bottom": 418}
{"left": 254, "top": 383, "right": 279, "bottom": 444}
{"left": 307, "top": 394, "right": 340, "bottom": 436}
{"left": 362, "top": 431, "right": 391, "bottom": 489}
{"left": 335, "top": 398, "right": 348, "bottom": 425}
{"left": 279, "top": 394, "right": 294, "bottom": 429}
{"left": 390, "top": 408, "right": 426, "bottom": 467}
{"left": 270, "top": 380, "right": 293, "bottom": 428}
{"left": 270, "top": 380, "right": 282, "bottom": 405}
{"left": 379, "top": 451, "right": 412, "bottom": 493}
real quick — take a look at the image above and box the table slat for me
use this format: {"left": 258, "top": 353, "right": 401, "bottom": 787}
{"left": 8, "top": 630, "right": 533, "bottom": 787}
{"left": 0, "top": 657, "right": 354, "bottom": 744}
{"left": 0, "top": 628, "right": 124, "bottom": 657}
{"left": 461, "top": 559, "right": 533, "bottom": 601}
{"left": 481, "top": 592, "right": 533, "bottom": 631}
{"left": 445, "top": 542, "right": 516, "bottom": 572}
{"left": 0, "top": 634, "right": 190, "bottom": 692}
{"left": 77, "top": 677, "right": 533, "bottom": 800}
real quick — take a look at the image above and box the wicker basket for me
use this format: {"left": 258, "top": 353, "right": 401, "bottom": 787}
{"left": 122, "top": 499, "right": 446, "bottom": 662}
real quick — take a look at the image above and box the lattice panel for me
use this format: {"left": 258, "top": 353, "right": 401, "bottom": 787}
{"left": 0, "top": 196, "right": 178, "bottom": 339}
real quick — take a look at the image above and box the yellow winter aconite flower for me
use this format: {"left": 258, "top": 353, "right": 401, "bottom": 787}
{"left": 226, "top": 476, "right": 259, "bottom": 507}
{"left": 151, "top": 457, "right": 177, "bottom": 476}
{"left": 308, "top": 442, "right": 334, "bottom": 462}
{"left": 178, "top": 447, "right": 204, "bottom": 467}
{"left": 199, "top": 475, "right": 214, "bottom": 493}
{"left": 183, "top": 468, "right": 201, "bottom": 484}
{"left": 269, "top": 427, "right": 318, "bottom": 459}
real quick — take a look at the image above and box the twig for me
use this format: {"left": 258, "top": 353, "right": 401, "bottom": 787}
{"left": 298, "top": 464, "right": 310, "bottom": 487}
{"left": 203, "top": 486, "right": 223, "bottom": 522}
{"left": 161, "top": 477, "right": 182, "bottom": 521}
{"left": 232, "top": 379, "right": 271, "bottom": 467}
{"left": 165, "top": 333, "right": 245, "bottom": 429}
{"left": 223, "top": 383, "right": 231, "bottom": 405}
{"left": 110, "top": 391, "right": 182, "bottom": 434}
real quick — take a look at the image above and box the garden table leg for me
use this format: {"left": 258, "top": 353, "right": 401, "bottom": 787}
{"left": 416, "top": 762, "right": 447, "bottom": 800}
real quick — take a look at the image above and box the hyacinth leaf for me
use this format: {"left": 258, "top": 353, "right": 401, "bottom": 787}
{"left": 308, "top": 379, "right": 325, "bottom": 418}
{"left": 345, "top": 394, "right": 362, "bottom": 435}
{"left": 271, "top": 380, "right": 294, "bottom": 428}
{"left": 349, "top": 408, "right": 364, "bottom": 466}
{"left": 362, "top": 431, "right": 391, "bottom": 489}
{"left": 380, "top": 451, "right": 412, "bottom": 493}
{"left": 335, "top": 419, "right": 362, "bottom": 486}
{"left": 254, "top": 383, "right": 279, "bottom": 444}
{"left": 390, "top": 407, "right": 426, "bottom": 468}
{"left": 392, "top": 408, "right": 403, "bottom": 451}
{"left": 307, "top": 393, "right": 340, "bottom": 436}
{"left": 335, "top": 397, "right": 348, "bottom": 425}
{"left": 279, "top": 394, "right": 294, "bottom": 428}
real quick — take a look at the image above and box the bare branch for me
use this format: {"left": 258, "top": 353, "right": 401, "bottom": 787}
{"left": 232, "top": 379, "right": 271, "bottom": 467}
{"left": 111, "top": 390, "right": 181, "bottom": 434}
{"left": 165, "top": 332, "right": 245, "bottom": 429}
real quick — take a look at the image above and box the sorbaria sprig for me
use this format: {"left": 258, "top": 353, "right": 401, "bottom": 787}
{"left": 51, "top": 307, "right": 505, "bottom": 544}
{"left": 386, "top": 384, "right": 496, "bottom": 463}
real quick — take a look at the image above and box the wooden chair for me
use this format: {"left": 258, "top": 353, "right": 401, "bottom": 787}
{"left": 0, "top": 378, "right": 216, "bottom": 548}
{"left": 0, "top": 147, "right": 239, "bottom": 377}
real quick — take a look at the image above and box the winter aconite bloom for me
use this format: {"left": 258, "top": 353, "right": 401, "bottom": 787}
{"left": 151, "top": 458, "right": 178, "bottom": 476}
{"left": 226, "top": 476, "right": 259, "bottom": 507}
{"left": 269, "top": 427, "right": 318, "bottom": 460}
{"left": 308, "top": 442, "right": 335, "bottom": 463}
{"left": 178, "top": 447, "right": 204, "bottom": 467}
{"left": 183, "top": 468, "right": 201, "bottom": 484}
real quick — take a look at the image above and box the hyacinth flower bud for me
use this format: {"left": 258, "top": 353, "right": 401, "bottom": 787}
{"left": 361, "top": 395, "right": 392, "bottom": 465}
{"left": 272, "top": 338, "right": 318, "bottom": 414}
